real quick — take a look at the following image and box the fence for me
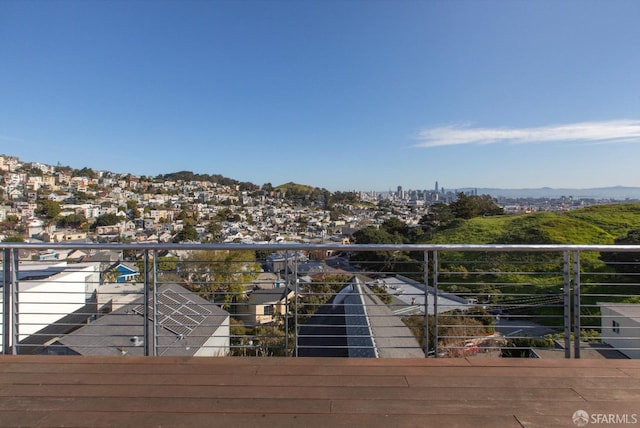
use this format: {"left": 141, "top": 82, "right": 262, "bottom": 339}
{"left": 2, "top": 243, "right": 640, "bottom": 359}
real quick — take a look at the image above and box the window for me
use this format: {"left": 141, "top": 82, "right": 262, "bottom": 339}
{"left": 264, "top": 305, "right": 274, "bottom": 316}
{"left": 612, "top": 320, "right": 620, "bottom": 334}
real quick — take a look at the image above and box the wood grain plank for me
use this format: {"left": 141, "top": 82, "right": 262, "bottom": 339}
{"left": 1, "top": 355, "right": 639, "bottom": 428}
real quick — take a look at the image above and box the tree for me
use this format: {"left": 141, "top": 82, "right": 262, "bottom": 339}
{"left": 126, "top": 200, "right": 141, "bottom": 219}
{"left": 57, "top": 213, "right": 87, "bottom": 229}
{"left": 27, "top": 167, "right": 43, "bottom": 177}
{"left": 253, "top": 325, "right": 288, "bottom": 356}
{"left": 230, "top": 318, "right": 250, "bottom": 356}
{"left": 206, "top": 220, "right": 223, "bottom": 242}
{"left": 295, "top": 216, "right": 308, "bottom": 233}
{"left": 353, "top": 226, "right": 398, "bottom": 245}
{"left": 179, "top": 250, "right": 260, "bottom": 307}
{"left": 215, "top": 208, "right": 234, "bottom": 222}
{"left": 173, "top": 222, "right": 198, "bottom": 242}
{"left": 420, "top": 203, "right": 454, "bottom": 228}
{"left": 600, "top": 228, "right": 640, "bottom": 274}
{"left": 91, "top": 213, "right": 123, "bottom": 229}
{"left": 157, "top": 256, "right": 179, "bottom": 272}
{"left": 177, "top": 208, "right": 192, "bottom": 221}
{"left": 55, "top": 164, "right": 72, "bottom": 174}
{"left": 352, "top": 226, "right": 409, "bottom": 272}
{"left": 450, "top": 193, "right": 504, "bottom": 219}
{"left": 72, "top": 167, "right": 97, "bottom": 178}
{"left": 36, "top": 200, "right": 61, "bottom": 220}
{"left": 381, "top": 217, "right": 408, "bottom": 239}
{"left": 74, "top": 191, "right": 95, "bottom": 202}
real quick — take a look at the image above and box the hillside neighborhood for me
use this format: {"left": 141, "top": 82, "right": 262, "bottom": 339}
{"left": 0, "top": 154, "right": 630, "bottom": 246}
{"left": 2, "top": 154, "right": 640, "bottom": 360}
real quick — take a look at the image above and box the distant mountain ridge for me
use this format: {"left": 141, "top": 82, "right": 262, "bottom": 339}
{"left": 458, "top": 186, "right": 640, "bottom": 200}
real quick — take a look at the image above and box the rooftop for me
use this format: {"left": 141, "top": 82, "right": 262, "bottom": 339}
{"left": 599, "top": 302, "right": 640, "bottom": 322}
{"left": 53, "top": 283, "right": 229, "bottom": 357}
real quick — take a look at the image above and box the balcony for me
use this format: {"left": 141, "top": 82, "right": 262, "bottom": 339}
{"left": 1, "top": 242, "right": 640, "bottom": 426}
{"left": 3, "top": 242, "right": 640, "bottom": 358}
{"left": 4, "top": 242, "right": 640, "bottom": 359}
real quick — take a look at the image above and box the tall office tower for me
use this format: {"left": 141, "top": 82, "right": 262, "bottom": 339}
{"left": 397, "top": 186, "right": 403, "bottom": 199}
{"left": 435, "top": 181, "right": 439, "bottom": 193}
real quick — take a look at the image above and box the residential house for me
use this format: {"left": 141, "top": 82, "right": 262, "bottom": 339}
{"left": 239, "top": 285, "right": 294, "bottom": 326}
{"left": 48, "top": 283, "right": 230, "bottom": 357}
{"left": 41, "top": 230, "right": 88, "bottom": 243}
{"left": 0, "top": 261, "right": 101, "bottom": 349}
{"left": 265, "top": 251, "right": 308, "bottom": 273}
{"left": 599, "top": 302, "right": 640, "bottom": 359}
{"left": 27, "top": 218, "right": 45, "bottom": 238}
{"left": 158, "top": 231, "right": 172, "bottom": 242}
{"left": 0, "top": 155, "right": 19, "bottom": 171}
{"left": 104, "top": 262, "right": 140, "bottom": 283}
{"left": 66, "top": 249, "right": 89, "bottom": 262}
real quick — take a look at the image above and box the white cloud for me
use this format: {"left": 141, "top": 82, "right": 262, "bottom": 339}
{"left": 414, "top": 119, "right": 640, "bottom": 148}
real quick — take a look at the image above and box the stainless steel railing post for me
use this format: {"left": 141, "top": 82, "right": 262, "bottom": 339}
{"left": 2, "top": 248, "right": 10, "bottom": 355}
{"left": 143, "top": 249, "right": 150, "bottom": 357}
{"left": 563, "top": 251, "right": 571, "bottom": 358}
{"left": 573, "top": 250, "right": 581, "bottom": 359}
{"left": 152, "top": 249, "right": 158, "bottom": 357}
{"left": 423, "top": 250, "right": 430, "bottom": 357}
{"left": 433, "top": 250, "right": 439, "bottom": 357}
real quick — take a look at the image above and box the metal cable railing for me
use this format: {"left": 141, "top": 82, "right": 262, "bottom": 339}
{"left": 2, "top": 243, "right": 640, "bottom": 359}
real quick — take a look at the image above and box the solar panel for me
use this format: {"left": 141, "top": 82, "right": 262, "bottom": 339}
{"left": 161, "top": 315, "right": 192, "bottom": 337}
{"left": 131, "top": 288, "right": 213, "bottom": 337}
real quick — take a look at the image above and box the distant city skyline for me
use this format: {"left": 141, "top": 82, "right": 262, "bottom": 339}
{"left": 2, "top": 1, "right": 640, "bottom": 192}
{"left": 7, "top": 151, "right": 640, "bottom": 201}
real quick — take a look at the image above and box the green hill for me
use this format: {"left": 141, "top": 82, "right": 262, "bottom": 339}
{"left": 424, "top": 202, "right": 640, "bottom": 245}
{"left": 275, "top": 182, "right": 317, "bottom": 194}
{"left": 411, "top": 203, "right": 640, "bottom": 328}
{"left": 565, "top": 203, "right": 640, "bottom": 238}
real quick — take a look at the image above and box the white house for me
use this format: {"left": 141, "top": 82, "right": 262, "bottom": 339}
{"left": 599, "top": 302, "right": 640, "bottom": 359}
{"left": 0, "top": 261, "right": 101, "bottom": 349}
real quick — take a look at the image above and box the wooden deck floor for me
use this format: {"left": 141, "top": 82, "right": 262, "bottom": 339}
{"left": 1, "top": 355, "right": 640, "bottom": 427}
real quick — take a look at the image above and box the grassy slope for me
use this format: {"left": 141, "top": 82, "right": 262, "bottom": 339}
{"left": 424, "top": 202, "right": 640, "bottom": 245}
{"left": 421, "top": 203, "right": 640, "bottom": 326}
{"left": 275, "top": 182, "right": 316, "bottom": 192}
{"left": 565, "top": 203, "right": 640, "bottom": 237}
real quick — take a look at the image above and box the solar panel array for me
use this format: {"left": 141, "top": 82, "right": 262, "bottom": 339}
{"left": 132, "top": 289, "right": 213, "bottom": 337}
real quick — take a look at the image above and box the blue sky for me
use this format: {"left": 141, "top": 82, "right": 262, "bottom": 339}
{"left": 2, "top": 0, "right": 640, "bottom": 192}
